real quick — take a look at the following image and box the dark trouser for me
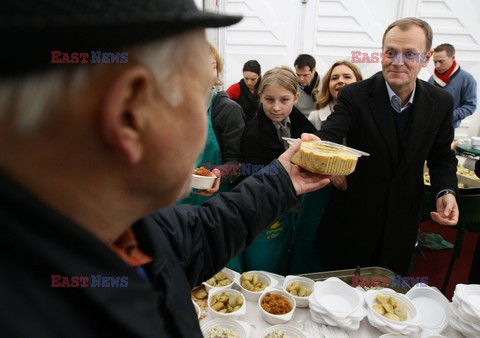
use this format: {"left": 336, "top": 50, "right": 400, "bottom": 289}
{"left": 469, "top": 236, "right": 480, "bottom": 283}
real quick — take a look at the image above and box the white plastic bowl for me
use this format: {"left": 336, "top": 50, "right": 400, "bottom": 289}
{"left": 365, "top": 289, "right": 422, "bottom": 335}
{"left": 283, "top": 275, "right": 314, "bottom": 308}
{"left": 203, "top": 268, "right": 235, "bottom": 292}
{"left": 405, "top": 285, "right": 450, "bottom": 334}
{"left": 261, "top": 324, "right": 307, "bottom": 338}
{"left": 236, "top": 270, "right": 278, "bottom": 302}
{"left": 200, "top": 318, "right": 249, "bottom": 338}
{"left": 207, "top": 288, "right": 247, "bottom": 320}
{"left": 312, "top": 278, "right": 363, "bottom": 317}
{"left": 456, "top": 284, "right": 480, "bottom": 317}
{"left": 258, "top": 288, "right": 296, "bottom": 325}
{"left": 191, "top": 173, "right": 216, "bottom": 190}
{"left": 192, "top": 300, "right": 201, "bottom": 320}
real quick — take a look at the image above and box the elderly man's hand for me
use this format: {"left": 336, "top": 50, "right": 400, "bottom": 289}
{"left": 196, "top": 168, "right": 221, "bottom": 196}
{"left": 278, "top": 140, "right": 331, "bottom": 195}
{"left": 431, "top": 194, "right": 459, "bottom": 226}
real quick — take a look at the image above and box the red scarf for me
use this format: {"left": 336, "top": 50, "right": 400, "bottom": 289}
{"left": 433, "top": 60, "right": 459, "bottom": 87}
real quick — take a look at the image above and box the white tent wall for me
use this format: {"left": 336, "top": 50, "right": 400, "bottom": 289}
{"left": 206, "top": 0, "right": 480, "bottom": 138}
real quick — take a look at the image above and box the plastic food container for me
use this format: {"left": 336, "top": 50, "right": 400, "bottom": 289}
{"left": 405, "top": 284, "right": 450, "bottom": 334}
{"left": 191, "top": 171, "right": 216, "bottom": 190}
{"left": 258, "top": 288, "right": 296, "bottom": 325}
{"left": 261, "top": 324, "right": 307, "bottom": 338}
{"left": 200, "top": 318, "right": 250, "bottom": 338}
{"left": 235, "top": 270, "right": 278, "bottom": 302}
{"left": 365, "top": 289, "right": 422, "bottom": 336}
{"left": 283, "top": 275, "right": 314, "bottom": 308}
{"left": 192, "top": 299, "right": 201, "bottom": 320}
{"left": 207, "top": 288, "right": 247, "bottom": 320}
{"left": 202, "top": 268, "right": 235, "bottom": 292}
{"left": 283, "top": 138, "right": 369, "bottom": 175}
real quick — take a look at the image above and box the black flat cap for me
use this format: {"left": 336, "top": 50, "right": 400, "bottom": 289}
{"left": 1, "top": 0, "right": 242, "bottom": 77}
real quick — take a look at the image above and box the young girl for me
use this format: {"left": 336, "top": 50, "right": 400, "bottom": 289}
{"left": 241, "top": 66, "right": 315, "bottom": 167}
{"left": 240, "top": 66, "right": 315, "bottom": 274}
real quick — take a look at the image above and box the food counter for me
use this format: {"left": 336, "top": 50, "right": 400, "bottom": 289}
{"left": 197, "top": 269, "right": 467, "bottom": 337}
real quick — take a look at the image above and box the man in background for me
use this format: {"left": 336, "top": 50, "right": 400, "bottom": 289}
{"left": 294, "top": 54, "right": 321, "bottom": 118}
{"left": 429, "top": 43, "right": 477, "bottom": 128}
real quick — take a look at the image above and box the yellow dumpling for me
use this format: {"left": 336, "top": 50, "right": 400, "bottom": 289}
{"left": 373, "top": 303, "right": 385, "bottom": 315}
{"left": 384, "top": 313, "right": 400, "bottom": 321}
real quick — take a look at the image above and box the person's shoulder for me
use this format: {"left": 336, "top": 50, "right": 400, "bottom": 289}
{"left": 339, "top": 72, "right": 378, "bottom": 96}
{"left": 419, "top": 79, "right": 448, "bottom": 97}
{"left": 418, "top": 79, "right": 454, "bottom": 106}
{"left": 215, "top": 91, "right": 242, "bottom": 109}
{"left": 227, "top": 82, "right": 240, "bottom": 90}
{"left": 459, "top": 68, "right": 477, "bottom": 82}
{"left": 226, "top": 82, "right": 241, "bottom": 96}
{"left": 291, "top": 106, "right": 316, "bottom": 130}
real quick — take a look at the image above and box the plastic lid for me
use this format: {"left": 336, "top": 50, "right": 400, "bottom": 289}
{"left": 282, "top": 137, "right": 370, "bottom": 157}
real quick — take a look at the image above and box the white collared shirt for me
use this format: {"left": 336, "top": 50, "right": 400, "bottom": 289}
{"left": 385, "top": 81, "right": 416, "bottom": 113}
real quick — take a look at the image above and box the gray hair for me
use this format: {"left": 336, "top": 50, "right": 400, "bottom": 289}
{"left": 382, "top": 17, "right": 433, "bottom": 52}
{"left": 0, "top": 30, "right": 206, "bottom": 134}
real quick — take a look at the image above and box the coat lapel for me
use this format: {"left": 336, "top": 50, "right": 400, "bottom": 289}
{"left": 396, "top": 79, "right": 435, "bottom": 174}
{"left": 368, "top": 75, "right": 399, "bottom": 168}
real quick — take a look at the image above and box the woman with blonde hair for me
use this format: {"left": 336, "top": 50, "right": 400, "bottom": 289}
{"left": 179, "top": 42, "right": 245, "bottom": 205}
{"left": 308, "top": 60, "right": 363, "bottom": 129}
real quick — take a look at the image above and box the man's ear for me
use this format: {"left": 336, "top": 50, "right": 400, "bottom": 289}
{"left": 422, "top": 49, "right": 433, "bottom": 68}
{"left": 100, "top": 66, "right": 154, "bottom": 164}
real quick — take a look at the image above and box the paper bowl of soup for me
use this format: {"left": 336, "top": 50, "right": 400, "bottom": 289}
{"left": 258, "top": 289, "right": 296, "bottom": 325}
{"left": 191, "top": 166, "right": 216, "bottom": 190}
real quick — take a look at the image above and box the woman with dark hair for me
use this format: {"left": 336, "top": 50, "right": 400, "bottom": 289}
{"left": 226, "top": 60, "right": 262, "bottom": 120}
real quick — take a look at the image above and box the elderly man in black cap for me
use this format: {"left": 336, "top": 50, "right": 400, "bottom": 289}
{"left": 0, "top": 0, "right": 331, "bottom": 336}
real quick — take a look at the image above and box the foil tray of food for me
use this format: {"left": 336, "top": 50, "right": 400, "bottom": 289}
{"left": 299, "top": 266, "right": 411, "bottom": 294}
{"left": 424, "top": 163, "right": 480, "bottom": 193}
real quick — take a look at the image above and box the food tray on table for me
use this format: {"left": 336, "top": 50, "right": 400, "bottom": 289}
{"left": 299, "top": 266, "right": 411, "bottom": 294}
